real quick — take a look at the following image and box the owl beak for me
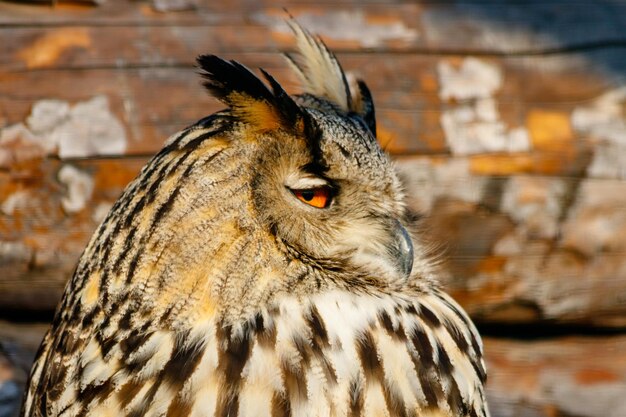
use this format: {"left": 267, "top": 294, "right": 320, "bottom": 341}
{"left": 387, "top": 220, "right": 414, "bottom": 279}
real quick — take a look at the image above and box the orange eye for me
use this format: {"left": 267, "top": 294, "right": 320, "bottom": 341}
{"left": 291, "top": 187, "right": 332, "bottom": 209}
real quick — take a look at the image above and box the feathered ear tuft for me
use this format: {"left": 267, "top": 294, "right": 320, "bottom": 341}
{"left": 351, "top": 79, "right": 377, "bottom": 136}
{"left": 284, "top": 20, "right": 353, "bottom": 112}
{"left": 197, "top": 54, "right": 307, "bottom": 134}
{"left": 284, "top": 20, "right": 377, "bottom": 136}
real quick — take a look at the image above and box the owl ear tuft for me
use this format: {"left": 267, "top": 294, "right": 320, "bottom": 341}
{"left": 197, "top": 54, "right": 307, "bottom": 135}
{"left": 284, "top": 20, "right": 352, "bottom": 113}
{"left": 351, "top": 79, "right": 376, "bottom": 136}
{"left": 285, "top": 20, "right": 377, "bottom": 136}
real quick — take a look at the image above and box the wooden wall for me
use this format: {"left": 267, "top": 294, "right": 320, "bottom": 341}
{"left": 1, "top": 1, "right": 626, "bottom": 416}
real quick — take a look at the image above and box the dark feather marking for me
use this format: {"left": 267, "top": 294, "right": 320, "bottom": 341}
{"left": 357, "top": 331, "right": 407, "bottom": 417}
{"left": 46, "top": 362, "right": 67, "bottom": 402}
{"left": 405, "top": 304, "right": 418, "bottom": 316}
{"left": 130, "top": 378, "right": 163, "bottom": 417}
{"left": 439, "top": 295, "right": 475, "bottom": 335}
{"left": 197, "top": 55, "right": 310, "bottom": 136}
{"left": 96, "top": 332, "right": 117, "bottom": 360}
{"left": 305, "top": 305, "right": 329, "bottom": 347}
{"left": 256, "top": 316, "right": 277, "bottom": 349}
{"left": 292, "top": 334, "right": 311, "bottom": 367}
{"left": 112, "top": 226, "right": 137, "bottom": 272}
{"left": 148, "top": 149, "right": 222, "bottom": 241}
{"left": 78, "top": 379, "right": 115, "bottom": 410}
{"left": 166, "top": 392, "right": 193, "bottom": 417}
{"left": 118, "top": 309, "right": 133, "bottom": 331}
{"left": 419, "top": 305, "right": 441, "bottom": 328}
{"left": 446, "top": 376, "right": 468, "bottom": 417}
{"left": 125, "top": 249, "right": 141, "bottom": 284}
{"left": 417, "top": 367, "right": 441, "bottom": 409}
{"left": 471, "top": 356, "right": 488, "bottom": 384}
{"left": 356, "top": 79, "right": 376, "bottom": 136}
{"left": 404, "top": 326, "right": 442, "bottom": 408}
{"left": 119, "top": 330, "right": 152, "bottom": 359}
{"left": 443, "top": 317, "right": 469, "bottom": 354}
{"left": 280, "top": 357, "right": 308, "bottom": 404}
{"left": 436, "top": 344, "right": 454, "bottom": 377}
{"left": 181, "top": 126, "right": 228, "bottom": 153}
{"left": 334, "top": 141, "right": 352, "bottom": 160}
{"left": 281, "top": 325, "right": 309, "bottom": 402}
{"left": 215, "top": 323, "right": 253, "bottom": 417}
{"left": 162, "top": 331, "right": 205, "bottom": 387}
{"left": 117, "top": 380, "right": 144, "bottom": 408}
{"left": 379, "top": 310, "right": 406, "bottom": 341}
{"left": 305, "top": 305, "right": 338, "bottom": 384}
{"left": 271, "top": 391, "right": 291, "bottom": 417}
{"left": 410, "top": 325, "right": 434, "bottom": 367}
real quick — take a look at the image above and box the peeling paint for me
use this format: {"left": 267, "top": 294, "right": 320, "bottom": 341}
{"left": 572, "top": 86, "right": 626, "bottom": 179}
{"left": 0, "top": 241, "right": 32, "bottom": 264}
{"left": 1, "top": 191, "right": 33, "bottom": 216}
{"left": 438, "top": 58, "right": 502, "bottom": 101}
{"left": 561, "top": 179, "right": 626, "bottom": 256}
{"left": 395, "top": 157, "right": 486, "bottom": 212}
{"left": 0, "top": 123, "right": 48, "bottom": 167}
{"left": 437, "top": 58, "right": 530, "bottom": 155}
{"left": 257, "top": 11, "right": 419, "bottom": 48}
{"left": 7, "top": 95, "right": 128, "bottom": 158}
{"left": 500, "top": 176, "right": 567, "bottom": 239}
{"left": 58, "top": 165, "right": 94, "bottom": 214}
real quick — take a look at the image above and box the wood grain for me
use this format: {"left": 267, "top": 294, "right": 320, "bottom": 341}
{"left": 1, "top": 0, "right": 626, "bottom": 326}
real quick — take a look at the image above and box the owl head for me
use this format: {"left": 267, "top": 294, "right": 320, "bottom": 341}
{"left": 195, "top": 22, "right": 417, "bottom": 291}
{"left": 77, "top": 22, "right": 429, "bottom": 326}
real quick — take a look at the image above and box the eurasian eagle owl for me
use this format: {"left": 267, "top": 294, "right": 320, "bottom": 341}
{"left": 21, "top": 22, "right": 489, "bottom": 417}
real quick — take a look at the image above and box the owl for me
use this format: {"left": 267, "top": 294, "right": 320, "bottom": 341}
{"left": 21, "top": 22, "right": 489, "bottom": 417}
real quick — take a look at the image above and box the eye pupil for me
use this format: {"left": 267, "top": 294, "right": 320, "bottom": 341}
{"left": 301, "top": 190, "right": 314, "bottom": 201}
{"left": 289, "top": 187, "right": 332, "bottom": 209}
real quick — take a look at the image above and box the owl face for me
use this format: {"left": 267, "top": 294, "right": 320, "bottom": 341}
{"left": 248, "top": 106, "right": 414, "bottom": 287}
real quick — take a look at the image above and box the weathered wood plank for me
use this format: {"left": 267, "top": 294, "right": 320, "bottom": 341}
{"left": 1, "top": 150, "right": 625, "bottom": 325}
{"left": 2, "top": 50, "right": 625, "bottom": 159}
{"left": 484, "top": 335, "right": 626, "bottom": 417}
{"left": 1, "top": 1, "right": 626, "bottom": 55}
{"left": 0, "top": 157, "right": 147, "bottom": 311}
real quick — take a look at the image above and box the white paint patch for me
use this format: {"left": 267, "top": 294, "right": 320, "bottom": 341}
{"left": 58, "top": 165, "right": 94, "bottom": 214}
{"left": 50, "top": 96, "right": 127, "bottom": 158}
{"left": 0, "top": 240, "right": 33, "bottom": 263}
{"left": 0, "top": 123, "right": 48, "bottom": 167}
{"left": 257, "top": 11, "right": 419, "bottom": 48}
{"left": 438, "top": 58, "right": 502, "bottom": 101}
{"left": 0, "top": 95, "right": 128, "bottom": 159}
{"left": 395, "top": 157, "right": 486, "bottom": 212}
{"left": 26, "top": 99, "right": 71, "bottom": 136}
{"left": 571, "top": 86, "right": 626, "bottom": 179}
{"left": 1, "top": 191, "right": 32, "bottom": 216}
{"left": 438, "top": 58, "right": 530, "bottom": 155}
{"left": 500, "top": 176, "right": 568, "bottom": 239}
{"left": 561, "top": 179, "right": 626, "bottom": 256}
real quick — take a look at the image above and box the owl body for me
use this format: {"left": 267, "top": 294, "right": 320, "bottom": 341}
{"left": 21, "top": 23, "right": 489, "bottom": 417}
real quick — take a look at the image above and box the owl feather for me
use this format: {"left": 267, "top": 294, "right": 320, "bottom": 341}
{"left": 21, "top": 21, "right": 489, "bottom": 417}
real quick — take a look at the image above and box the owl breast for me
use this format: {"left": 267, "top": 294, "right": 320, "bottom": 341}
{"left": 69, "top": 289, "right": 487, "bottom": 417}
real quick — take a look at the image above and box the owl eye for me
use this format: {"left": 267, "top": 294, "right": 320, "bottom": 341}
{"left": 290, "top": 187, "right": 332, "bottom": 209}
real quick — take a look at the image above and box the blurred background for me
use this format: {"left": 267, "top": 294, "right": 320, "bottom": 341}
{"left": 1, "top": 0, "right": 626, "bottom": 416}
